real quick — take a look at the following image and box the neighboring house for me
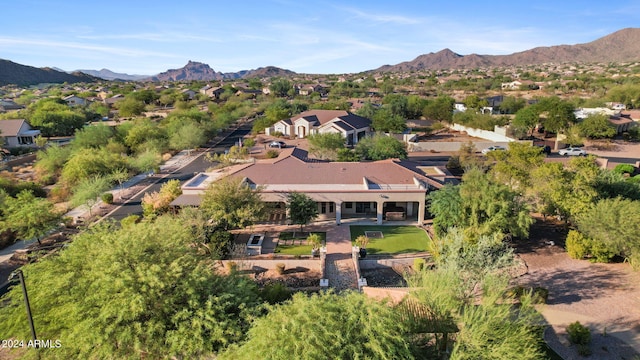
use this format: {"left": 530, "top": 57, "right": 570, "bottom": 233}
{"left": 170, "top": 148, "right": 453, "bottom": 225}
{"left": 104, "top": 94, "right": 125, "bottom": 106}
{"left": 608, "top": 114, "right": 635, "bottom": 134}
{"left": 296, "top": 84, "right": 325, "bottom": 96}
{"left": 267, "top": 110, "right": 372, "bottom": 145}
{"left": 453, "top": 103, "right": 467, "bottom": 113}
{"left": 234, "top": 88, "right": 262, "bottom": 98}
{"left": 573, "top": 107, "right": 616, "bottom": 120}
{"left": 63, "top": 94, "right": 88, "bottom": 106}
{"left": 501, "top": 81, "right": 522, "bottom": 90}
{"left": 0, "top": 119, "right": 41, "bottom": 147}
{"left": 200, "top": 86, "right": 225, "bottom": 99}
{"left": 0, "top": 100, "right": 25, "bottom": 113}
{"left": 180, "top": 89, "right": 197, "bottom": 100}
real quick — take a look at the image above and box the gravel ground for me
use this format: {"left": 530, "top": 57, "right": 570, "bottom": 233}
{"left": 514, "top": 218, "right": 640, "bottom": 359}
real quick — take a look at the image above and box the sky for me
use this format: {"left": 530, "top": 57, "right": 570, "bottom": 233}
{"left": 1, "top": 0, "right": 639, "bottom": 76}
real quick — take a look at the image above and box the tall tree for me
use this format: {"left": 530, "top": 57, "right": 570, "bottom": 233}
{"left": 428, "top": 168, "right": 533, "bottom": 239}
{"left": 221, "top": 291, "right": 413, "bottom": 360}
{"left": 286, "top": 192, "right": 318, "bottom": 231}
{"left": 70, "top": 175, "right": 112, "bottom": 217}
{"left": 200, "top": 177, "right": 265, "bottom": 230}
{"left": 355, "top": 133, "right": 407, "bottom": 160}
{"left": 0, "top": 190, "right": 61, "bottom": 245}
{"left": 0, "top": 216, "right": 261, "bottom": 359}
{"left": 307, "top": 133, "right": 345, "bottom": 160}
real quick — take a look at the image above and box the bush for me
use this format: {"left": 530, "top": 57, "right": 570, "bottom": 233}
{"left": 446, "top": 155, "right": 461, "bottom": 170}
{"left": 413, "top": 258, "right": 426, "bottom": 271}
{"left": 120, "top": 214, "right": 141, "bottom": 228}
{"left": 225, "top": 261, "right": 238, "bottom": 273}
{"left": 566, "top": 230, "right": 590, "bottom": 260}
{"left": 613, "top": 163, "right": 635, "bottom": 175}
{"left": 565, "top": 230, "right": 616, "bottom": 263}
{"left": 259, "top": 282, "right": 292, "bottom": 304}
{"left": 101, "top": 192, "right": 114, "bottom": 204}
{"left": 577, "top": 344, "right": 592, "bottom": 356}
{"left": 275, "top": 263, "right": 286, "bottom": 275}
{"left": 266, "top": 150, "right": 279, "bottom": 158}
{"left": 567, "top": 321, "right": 591, "bottom": 345}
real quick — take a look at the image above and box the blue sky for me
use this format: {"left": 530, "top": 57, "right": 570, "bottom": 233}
{"left": 1, "top": 1, "right": 639, "bottom": 75}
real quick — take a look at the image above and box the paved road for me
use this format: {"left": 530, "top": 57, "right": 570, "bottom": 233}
{"left": 106, "top": 123, "right": 252, "bottom": 222}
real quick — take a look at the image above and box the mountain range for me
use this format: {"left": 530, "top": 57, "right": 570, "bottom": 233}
{"left": 375, "top": 27, "right": 640, "bottom": 72}
{"left": 1, "top": 28, "right": 640, "bottom": 86}
{"left": 0, "top": 59, "right": 98, "bottom": 87}
{"left": 144, "top": 61, "right": 296, "bottom": 82}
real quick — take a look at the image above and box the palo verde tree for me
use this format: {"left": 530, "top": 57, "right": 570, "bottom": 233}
{"left": 0, "top": 190, "right": 62, "bottom": 245}
{"left": 0, "top": 215, "right": 262, "bottom": 359}
{"left": 428, "top": 168, "right": 533, "bottom": 240}
{"left": 200, "top": 177, "right": 265, "bottom": 230}
{"left": 286, "top": 192, "right": 318, "bottom": 232}
{"left": 221, "top": 291, "right": 413, "bottom": 360}
{"left": 404, "top": 230, "right": 543, "bottom": 359}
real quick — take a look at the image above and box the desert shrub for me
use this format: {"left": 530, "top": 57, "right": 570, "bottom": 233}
{"left": 567, "top": 321, "right": 591, "bottom": 345}
{"left": 225, "top": 261, "right": 238, "bottom": 273}
{"left": 613, "top": 163, "right": 635, "bottom": 175}
{"left": 628, "top": 175, "right": 640, "bottom": 184}
{"left": 208, "top": 230, "right": 234, "bottom": 260}
{"left": 566, "top": 230, "right": 616, "bottom": 263}
{"left": 446, "top": 155, "right": 461, "bottom": 170}
{"left": 566, "top": 230, "right": 590, "bottom": 260}
{"left": 413, "top": 258, "right": 426, "bottom": 271}
{"left": 101, "top": 192, "right": 114, "bottom": 204}
{"left": 120, "top": 214, "right": 140, "bottom": 228}
{"left": 266, "top": 150, "right": 279, "bottom": 158}
{"left": 272, "top": 131, "right": 284, "bottom": 137}
{"left": 259, "top": 282, "right": 292, "bottom": 304}
{"left": 275, "top": 263, "right": 286, "bottom": 275}
{"left": 507, "top": 286, "right": 548, "bottom": 304}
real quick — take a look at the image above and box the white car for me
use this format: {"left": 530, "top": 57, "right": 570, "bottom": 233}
{"left": 558, "top": 147, "right": 587, "bottom": 156}
{"left": 481, "top": 145, "right": 507, "bottom": 155}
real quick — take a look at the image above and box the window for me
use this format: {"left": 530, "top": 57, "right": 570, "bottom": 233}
{"left": 321, "top": 202, "right": 326, "bottom": 214}
{"left": 18, "top": 136, "right": 33, "bottom": 145}
{"left": 329, "top": 202, "right": 334, "bottom": 213}
{"left": 345, "top": 202, "right": 353, "bottom": 209}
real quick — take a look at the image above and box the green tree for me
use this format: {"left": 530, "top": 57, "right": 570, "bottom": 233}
{"left": 537, "top": 96, "right": 576, "bottom": 133}
{"left": 141, "top": 179, "right": 182, "bottom": 217}
{"left": 70, "top": 175, "right": 112, "bottom": 217}
{"left": 0, "top": 190, "right": 61, "bottom": 245}
{"left": 307, "top": 132, "right": 345, "bottom": 160}
{"left": 169, "top": 122, "right": 207, "bottom": 153}
{"left": 489, "top": 142, "right": 545, "bottom": 190}
{"left": 428, "top": 168, "right": 533, "bottom": 239}
{"left": 115, "top": 96, "right": 146, "bottom": 117}
{"left": 72, "top": 123, "right": 114, "bottom": 149}
{"left": 286, "top": 192, "right": 318, "bottom": 231}
{"left": 200, "top": 177, "right": 265, "bottom": 230}
{"left": 128, "top": 149, "right": 162, "bottom": 174}
{"left": 269, "top": 78, "right": 292, "bottom": 97}
{"left": 575, "top": 197, "right": 640, "bottom": 269}
{"left": 0, "top": 216, "right": 261, "bottom": 359}
{"left": 355, "top": 133, "right": 407, "bottom": 160}
{"left": 423, "top": 96, "right": 454, "bottom": 123}
{"left": 578, "top": 113, "right": 616, "bottom": 139}
{"left": 405, "top": 232, "right": 543, "bottom": 359}
{"left": 372, "top": 108, "right": 407, "bottom": 133}
{"left": 221, "top": 291, "right": 413, "bottom": 360}
{"left": 61, "top": 147, "right": 128, "bottom": 185}
{"left": 498, "top": 96, "right": 526, "bottom": 114}
{"left": 512, "top": 106, "right": 540, "bottom": 135}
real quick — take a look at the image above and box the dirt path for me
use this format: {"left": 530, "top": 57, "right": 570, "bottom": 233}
{"left": 513, "top": 219, "right": 640, "bottom": 359}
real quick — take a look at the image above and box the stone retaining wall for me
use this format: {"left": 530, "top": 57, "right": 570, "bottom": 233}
{"left": 221, "top": 259, "right": 321, "bottom": 272}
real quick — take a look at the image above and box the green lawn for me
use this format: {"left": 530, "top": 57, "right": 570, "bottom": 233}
{"left": 350, "top": 225, "right": 429, "bottom": 255}
{"left": 275, "top": 232, "right": 326, "bottom": 256}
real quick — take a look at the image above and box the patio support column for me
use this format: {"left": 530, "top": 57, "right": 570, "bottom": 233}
{"left": 335, "top": 202, "right": 342, "bottom": 225}
{"left": 376, "top": 200, "right": 384, "bottom": 225}
{"left": 407, "top": 202, "right": 414, "bottom": 216}
{"left": 417, "top": 200, "right": 426, "bottom": 225}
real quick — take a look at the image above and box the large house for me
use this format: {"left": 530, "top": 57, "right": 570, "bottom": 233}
{"left": 0, "top": 119, "right": 41, "bottom": 147}
{"left": 171, "top": 148, "right": 454, "bottom": 225}
{"left": 267, "top": 110, "right": 372, "bottom": 145}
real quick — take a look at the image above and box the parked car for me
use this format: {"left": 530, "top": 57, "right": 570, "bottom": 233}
{"left": 535, "top": 144, "right": 552, "bottom": 155}
{"left": 269, "top": 141, "right": 287, "bottom": 148}
{"left": 558, "top": 147, "right": 587, "bottom": 156}
{"left": 481, "top": 145, "right": 507, "bottom": 155}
